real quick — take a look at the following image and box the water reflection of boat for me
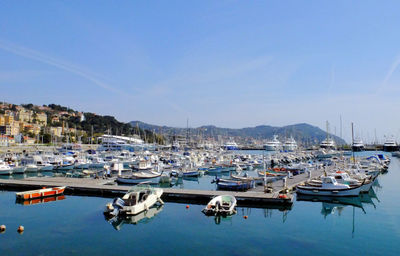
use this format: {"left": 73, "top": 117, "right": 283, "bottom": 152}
{"left": 105, "top": 204, "right": 164, "bottom": 230}
{"left": 297, "top": 194, "right": 364, "bottom": 209}
{"left": 16, "top": 195, "right": 66, "bottom": 205}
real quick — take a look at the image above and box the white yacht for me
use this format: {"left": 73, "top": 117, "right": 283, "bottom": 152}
{"left": 264, "top": 135, "right": 281, "bottom": 151}
{"left": 383, "top": 136, "right": 398, "bottom": 152}
{"left": 282, "top": 137, "right": 298, "bottom": 151}
{"left": 320, "top": 138, "right": 336, "bottom": 149}
{"left": 222, "top": 141, "right": 239, "bottom": 150}
{"left": 352, "top": 138, "right": 365, "bottom": 152}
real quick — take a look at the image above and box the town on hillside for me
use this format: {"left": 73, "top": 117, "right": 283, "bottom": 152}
{"left": 0, "top": 103, "right": 85, "bottom": 146}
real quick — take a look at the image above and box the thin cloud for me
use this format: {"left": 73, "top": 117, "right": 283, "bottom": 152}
{"left": 0, "top": 39, "right": 124, "bottom": 95}
{"left": 381, "top": 55, "right": 400, "bottom": 92}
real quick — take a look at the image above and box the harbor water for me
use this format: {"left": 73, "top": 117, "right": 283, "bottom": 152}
{"left": 1, "top": 154, "right": 399, "bottom": 255}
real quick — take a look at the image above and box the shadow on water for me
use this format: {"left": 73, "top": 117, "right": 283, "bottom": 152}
{"left": 104, "top": 204, "right": 164, "bottom": 231}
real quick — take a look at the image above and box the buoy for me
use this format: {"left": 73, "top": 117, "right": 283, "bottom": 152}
{"left": 278, "top": 194, "right": 288, "bottom": 199}
{"left": 0, "top": 225, "right": 6, "bottom": 233}
{"left": 186, "top": 205, "right": 190, "bottom": 209}
{"left": 243, "top": 216, "right": 248, "bottom": 219}
{"left": 17, "top": 226, "right": 24, "bottom": 233}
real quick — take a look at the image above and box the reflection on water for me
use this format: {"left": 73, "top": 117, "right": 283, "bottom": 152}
{"left": 104, "top": 204, "right": 164, "bottom": 231}
{"left": 15, "top": 195, "right": 66, "bottom": 205}
{"left": 296, "top": 188, "right": 381, "bottom": 237}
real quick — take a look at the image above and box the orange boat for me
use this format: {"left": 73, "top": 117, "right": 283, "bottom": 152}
{"left": 16, "top": 186, "right": 66, "bottom": 200}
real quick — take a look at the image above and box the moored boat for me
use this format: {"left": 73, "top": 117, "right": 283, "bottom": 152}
{"left": 202, "top": 195, "right": 237, "bottom": 216}
{"left": 104, "top": 185, "right": 164, "bottom": 216}
{"left": 16, "top": 186, "right": 66, "bottom": 200}
{"left": 296, "top": 176, "right": 362, "bottom": 197}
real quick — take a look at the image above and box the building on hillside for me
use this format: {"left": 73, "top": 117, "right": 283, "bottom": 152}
{"left": 0, "top": 135, "right": 14, "bottom": 146}
{"left": 23, "top": 136, "right": 35, "bottom": 144}
{"left": 36, "top": 112, "right": 47, "bottom": 126}
{"left": 24, "top": 124, "right": 41, "bottom": 135}
{"left": 4, "top": 114, "right": 14, "bottom": 125}
{"left": 45, "top": 126, "right": 63, "bottom": 137}
{"left": 17, "top": 109, "right": 32, "bottom": 122}
{"left": 51, "top": 115, "right": 60, "bottom": 123}
{"left": 0, "top": 123, "right": 19, "bottom": 136}
{"left": 0, "top": 115, "right": 4, "bottom": 126}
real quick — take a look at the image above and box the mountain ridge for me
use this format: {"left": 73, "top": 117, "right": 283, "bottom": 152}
{"left": 130, "top": 121, "right": 346, "bottom": 145}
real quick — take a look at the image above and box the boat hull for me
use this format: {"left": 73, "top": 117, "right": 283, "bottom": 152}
{"left": 116, "top": 176, "right": 161, "bottom": 184}
{"left": 16, "top": 186, "right": 66, "bottom": 200}
{"left": 296, "top": 185, "right": 362, "bottom": 197}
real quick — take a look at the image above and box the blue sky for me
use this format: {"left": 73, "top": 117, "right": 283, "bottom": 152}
{"left": 1, "top": 0, "right": 400, "bottom": 142}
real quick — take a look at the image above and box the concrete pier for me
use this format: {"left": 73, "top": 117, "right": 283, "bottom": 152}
{"left": 0, "top": 177, "right": 294, "bottom": 208}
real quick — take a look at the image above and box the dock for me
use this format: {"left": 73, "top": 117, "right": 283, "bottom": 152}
{"left": 0, "top": 165, "right": 329, "bottom": 209}
{"left": 0, "top": 176, "right": 295, "bottom": 209}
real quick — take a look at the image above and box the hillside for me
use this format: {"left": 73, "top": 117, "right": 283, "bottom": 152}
{"left": 130, "top": 121, "right": 346, "bottom": 145}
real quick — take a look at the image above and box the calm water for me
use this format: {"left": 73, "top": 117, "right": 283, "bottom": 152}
{"left": 0, "top": 154, "right": 399, "bottom": 255}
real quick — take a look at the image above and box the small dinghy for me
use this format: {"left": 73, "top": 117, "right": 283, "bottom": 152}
{"left": 104, "top": 185, "right": 164, "bottom": 216}
{"left": 202, "top": 195, "right": 237, "bottom": 216}
{"left": 16, "top": 186, "right": 66, "bottom": 200}
{"left": 116, "top": 171, "right": 163, "bottom": 184}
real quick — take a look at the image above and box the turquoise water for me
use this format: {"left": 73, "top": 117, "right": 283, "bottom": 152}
{"left": 1, "top": 154, "right": 399, "bottom": 255}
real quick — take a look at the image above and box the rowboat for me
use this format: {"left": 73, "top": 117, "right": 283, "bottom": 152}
{"left": 202, "top": 195, "right": 237, "bottom": 216}
{"left": 116, "top": 171, "right": 163, "bottom": 184}
{"left": 215, "top": 178, "right": 254, "bottom": 191}
{"left": 16, "top": 186, "right": 66, "bottom": 200}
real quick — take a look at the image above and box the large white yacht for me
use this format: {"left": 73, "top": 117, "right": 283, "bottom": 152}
{"left": 222, "top": 141, "right": 239, "bottom": 150}
{"left": 320, "top": 138, "right": 336, "bottom": 149}
{"left": 282, "top": 137, "right": 298, "bottom": 151}
{"left": 383, "top": 136, "right": 398, "bottom": 152}
{"left": 352, "top": 138, "right": 365, "bottom": 152}
{"left": 264, "top": 135, "right": 282, "bottom": 151}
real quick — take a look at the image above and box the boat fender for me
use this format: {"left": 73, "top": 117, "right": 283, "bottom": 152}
{"left": 17, "top": 226, "right": 24, "bottom": 234}
{"left": 278, "top": 194, "right": 288, "bottom": 199}
{"left": 0, "top": 225, "right": 5, "bottom": 233}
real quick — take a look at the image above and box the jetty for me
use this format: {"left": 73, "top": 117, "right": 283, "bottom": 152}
{"left": 0, "top": 165, "right": 330, "bottom": 209}
{"left": 0, "top": 177, "right": 294, "bottom": 208}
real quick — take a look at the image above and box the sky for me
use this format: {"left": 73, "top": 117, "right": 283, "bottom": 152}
{"left": 1, "top": 0, "right": 400, "bottom": 143}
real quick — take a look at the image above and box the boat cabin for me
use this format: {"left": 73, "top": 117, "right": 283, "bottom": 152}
{"left": 122, "top": 190, "right": 150, "bottom": 206}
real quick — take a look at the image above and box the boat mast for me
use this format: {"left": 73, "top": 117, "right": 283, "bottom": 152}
{"left": 351, "top": 122, "right": 355, "bottom": 165}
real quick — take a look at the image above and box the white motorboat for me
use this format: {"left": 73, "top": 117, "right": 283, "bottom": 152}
{"left": 104, "top": 185, "right": 164, "bottom": 216}
{"left": 38, "top": 163, "right": 54, "bottom": 172}
{"left": 282, "top": 137, "right": 298, "bottom": 151}
{"left": 309, "top": 172, "right": 372, "bottom": 193}
{"left": 202, "top": 195, "right": 237, "bottom": 216}
{"left": 25, "top": 164, "right": 38, "bottom": 173}
{"left": 11, "top": 165, "right": 26, "bottom": 174}
{"left": 264, "top": 135, "right": 281, "bottom": 151}
{"left": 296, "top": 176, "right": 362, "bottom": 197}
{"left": 0, "top": 160, "right": 12, "bottom": 175}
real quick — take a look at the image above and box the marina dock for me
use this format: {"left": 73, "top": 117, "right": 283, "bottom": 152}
{"left": 0, "top": 176, "right": 295, "bottom": 208}
{"left": 0, "top": 166, "right": 328, "bottom": 208}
